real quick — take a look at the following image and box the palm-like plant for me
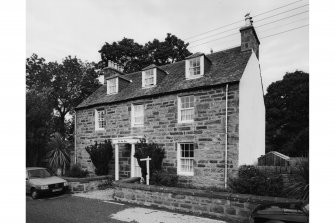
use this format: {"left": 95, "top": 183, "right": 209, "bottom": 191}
{"left": 285, "top": 158, "right": 309, "bottom": 201}
{"left": 46, "top": 132, "right": 70, "bottom": 175}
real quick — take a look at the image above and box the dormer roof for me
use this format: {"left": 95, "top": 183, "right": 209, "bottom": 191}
{"left": 185, "top": 52, "right": 212, "bottom": 65}
{"left": 142, "top": 64, "right": 157, "bottom": 71}
{"left": 142, "top": 64, "right": 167, "bottom": 74}
{"left": 185, "top": 52, "right": 205, "bottom": 59}
{"left": 105, "top": 73, "right": 131, "bottom": 82}
{"left": 76, "top": 46, "right": 252, "bottom": 110}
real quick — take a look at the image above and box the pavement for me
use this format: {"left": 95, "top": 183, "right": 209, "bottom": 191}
{"left": 26, "top": 190, "right": 227, "bottom": 223}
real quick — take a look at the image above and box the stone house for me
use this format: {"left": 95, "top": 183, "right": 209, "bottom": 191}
{"left": 75, "top": 15, "right": 265, "bottom": 189}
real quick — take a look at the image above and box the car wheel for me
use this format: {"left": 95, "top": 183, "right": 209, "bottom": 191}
{"left": 31, "top": 189, "right": 38, "bottom": 199}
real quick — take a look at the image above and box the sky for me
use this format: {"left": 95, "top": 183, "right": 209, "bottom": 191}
{"left": 26, "top": 0, "right": 309, "bottom": 91}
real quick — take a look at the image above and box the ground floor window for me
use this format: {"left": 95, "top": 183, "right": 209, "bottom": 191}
{"left": 177, "top": 143, "right": 195, "bottom": 176}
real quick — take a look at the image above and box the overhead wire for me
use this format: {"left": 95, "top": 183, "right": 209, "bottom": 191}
{"left": 184, "top": 0, "right": 307, "bottom": 40}
{"left": 260, "top": 24, "right": 308, "bottom": 39}
{"left": 188, "top": 10, "right": 309, "bottom": 45}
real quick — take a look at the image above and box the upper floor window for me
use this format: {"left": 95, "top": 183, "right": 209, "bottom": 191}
{"left": 95, "top": 109, "right": 106, "bottom": 130}
{"left": 144, "top": 69, "right": 154, "bottom": 86}
{"left": 178, "top": 95, "right": 194, "bottom": 123}
{"left": 177, "top": 143, "right": 195, "bottom": 176}
{"left": 142, "top": 69, "right": 156, "bottom": 88}
{"left": 107, "top": 78, "right": 118, "bottom": 94}
{"left": 131, "top": 104, "right": 144, "bottom": 127}
{"left": 189, "top": 57, "right": 201, "bottom": 76}
{"left": 185, "top": 55, "right": 204, "bottom": 79}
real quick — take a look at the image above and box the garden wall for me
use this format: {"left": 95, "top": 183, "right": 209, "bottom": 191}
{"left": 112, "top": 182, "right": 300, "bottom": 223}
{"left": 64, "top": 176, "right": 112, "bottom": 193}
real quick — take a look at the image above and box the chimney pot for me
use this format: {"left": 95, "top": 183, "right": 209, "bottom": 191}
{"left": 108, "top": 60, "right": 113, "bottom": 68}
{"left": 245, "top": 13, "right": 253, "bottom": 26}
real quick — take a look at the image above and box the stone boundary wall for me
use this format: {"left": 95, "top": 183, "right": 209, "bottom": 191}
{"left": 112, "top": 182, "right": 300, "bottom": 223}
{"left": 63, "top": 175, "right": 112, "bottom": 193}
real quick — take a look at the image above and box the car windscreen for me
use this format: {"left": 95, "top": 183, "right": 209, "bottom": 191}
{"left": 28, "top": 169, "right": 53, "bottom": 178}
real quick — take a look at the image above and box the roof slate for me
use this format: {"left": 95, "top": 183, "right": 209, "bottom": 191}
{"left": 76, "top": 46, "right": 252, "bottom": 110}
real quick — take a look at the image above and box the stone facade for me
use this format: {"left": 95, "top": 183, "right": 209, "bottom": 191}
{"left": 76, "top": 83, "right": 239, "bottom": 189}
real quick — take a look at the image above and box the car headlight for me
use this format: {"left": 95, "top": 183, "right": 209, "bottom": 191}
{"left": 40, "top": 185, "right": 48, "bottom": 190}
{"left": 64, "top": 182, "right": 68, "bottom": 186}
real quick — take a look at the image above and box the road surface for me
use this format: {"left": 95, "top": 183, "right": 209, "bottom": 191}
{"left": 26, "top": 193, "right": 226, "bottom": 223}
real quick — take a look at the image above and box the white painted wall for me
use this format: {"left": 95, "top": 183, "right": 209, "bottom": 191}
{"left": 238, "top": 51, "right": 265, "bottom": 165}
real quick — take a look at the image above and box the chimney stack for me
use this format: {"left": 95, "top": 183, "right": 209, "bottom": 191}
{"left": 240, "top": 13, "right": 260, "bottom": 59}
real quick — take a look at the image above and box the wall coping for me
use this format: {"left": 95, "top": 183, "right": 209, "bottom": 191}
{"left": 63, "top": 175, "right": 113, "bottom": 183}
{"left": 113, "top": 182, "right": 301, "bottom": 204}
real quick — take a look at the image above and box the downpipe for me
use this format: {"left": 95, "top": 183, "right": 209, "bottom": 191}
{"left": 224, "top": 84, "right": 229, "bottom": 189}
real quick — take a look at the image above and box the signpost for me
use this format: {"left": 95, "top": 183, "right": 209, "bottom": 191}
{"left": 140, "top": 156, "right": 151, "bottom": 185}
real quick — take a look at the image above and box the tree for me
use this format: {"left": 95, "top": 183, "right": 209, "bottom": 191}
{"left": 26, "top": 89, "right": 53, "bottom": 167}
{"left": 265, "top": 70, "right": 309, "bottom": 157}
{"left": 98, "top": 33, "right": 192, "bottom": 73}
{"left": 26, "top": 55, "right": 102, "bottom": 137}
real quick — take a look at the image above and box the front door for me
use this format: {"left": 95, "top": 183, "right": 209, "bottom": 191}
{"left": 134, "top": 158, "right": 141, "bottom": 177}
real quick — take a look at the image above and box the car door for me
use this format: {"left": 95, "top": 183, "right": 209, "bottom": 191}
{"left": 26, "top": 170, "right": 30, "bottom": 193}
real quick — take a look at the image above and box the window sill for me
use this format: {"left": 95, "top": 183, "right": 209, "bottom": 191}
{"left": 178, "top": 120, "right": 194, "bottom": 125}
{"left": 177, "top": 172, "right": 194, "bottom": 177}
{"left": 131, "top": 125, "right": 144, "bottom": 128}
{"left": 186, "top": 75, "right": 203, "bottom": 80}
{"left": 107, "top": 92, "right": 118, "bottom": 95}
{"left": 142, "top": 85, "right": 156, "bottom": 89}
{"left": 95, "top": 128, "right": 106, "bottom": 132}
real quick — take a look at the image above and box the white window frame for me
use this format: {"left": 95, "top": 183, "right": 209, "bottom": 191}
{"left": 177, "top": 143, "right": 195, "bottom": 176}
{"left": 178, "top": 95, "right": 195, "bottom": 123}
{"left": 95, "top": 109, "right": 106, "bottom": 130}
{"left": 107, "top": 77, "right": 118, "bottom": 94}
{"left": 185, "top": 55, "right": 204, "bottom": 79}
{"left": 131, "top": 104, "right": 144, "bottom": 127}
{"left": 142, "top": 69, "right": 157, "bottom": 88}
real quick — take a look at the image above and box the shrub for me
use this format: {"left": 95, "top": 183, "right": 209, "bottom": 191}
{"left": 134, "top": 138, "right": 165, "bottom": 182}
{"left": 85, "top": 140, "right": 113, "bottom": 175}
{"left": 229, "top": 165, "right": 283, "bottom": 197}
{"left": 151, "top": 170, "right": 178, "bottom": 187}
{"left": 67, "top": 164, "right": 89, "bottom": 178}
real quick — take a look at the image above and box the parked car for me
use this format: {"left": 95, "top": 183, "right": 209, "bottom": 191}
{"left": 26, "top": 167, "right": 69, "bottom": 199}
{"left": 249, "top": 202, "right": 309, "bottom": 223}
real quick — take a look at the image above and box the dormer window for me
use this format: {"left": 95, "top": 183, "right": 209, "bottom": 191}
{"left": 142, "top": 68, "right": 157, "bottom": 88}
{"left": 185, "top": 54, "right": 205, "bottom": 79}
{"left": 107, "top": 78, "right": 118, "bottom": 94}
{"left": 189, "top": 57, "right": 201, "bottom": 76}
{"left": 144, "top": 69, "right": 154, "bottom": 86}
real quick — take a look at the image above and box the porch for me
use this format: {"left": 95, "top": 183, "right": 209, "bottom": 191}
{"left": 111, "top": 136, "right": 144, "bottom": 180}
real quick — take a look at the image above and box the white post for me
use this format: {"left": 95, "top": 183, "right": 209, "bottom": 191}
{"left": 130, "top": 144, "right": 135, "bottom": 177}
{"left": 146, "top": 156, "right": 149, "bottom": 185}
{"left": 140, "top": 156, "right": 151, "bottom": 185}
{"left": 115, "top": 144, "right": 119, "bottom": 181}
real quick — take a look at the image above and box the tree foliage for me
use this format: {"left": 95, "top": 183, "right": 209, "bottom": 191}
{"left": 265, "top": 70, "right": 309, "bottom": 157}
{"left": 26, "top": 89, "right": 53, "bottom": 167}
{"left": 98, "top": 33, "right": 191, "bottom": 73}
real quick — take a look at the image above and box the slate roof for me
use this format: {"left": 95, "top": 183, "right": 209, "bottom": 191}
{"left": 76, "top": 46, "right": 252, "bottom": 110}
